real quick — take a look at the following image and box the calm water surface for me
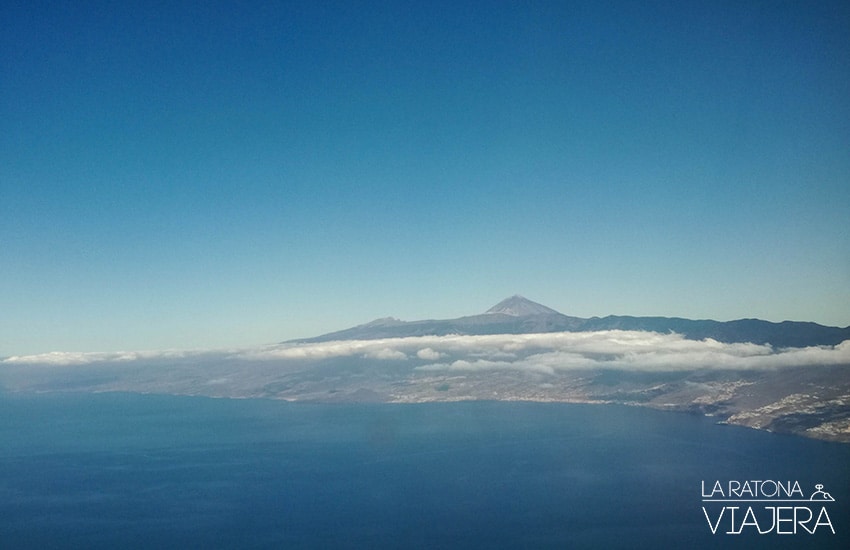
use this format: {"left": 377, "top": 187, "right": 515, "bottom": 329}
{"left": 1, "top": 392, "right": 847, "bottom": 549}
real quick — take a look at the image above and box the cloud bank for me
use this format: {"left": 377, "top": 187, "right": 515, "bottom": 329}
{"left": 4, "top": 331, "right": 848, "bottom": 375}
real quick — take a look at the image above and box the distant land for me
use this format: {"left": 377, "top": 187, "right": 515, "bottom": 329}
{"left": 294, "top": 295, "right": 850, "bottom": 348}
{"left": 2, "top": 296, "right": 849, "bottom": 442}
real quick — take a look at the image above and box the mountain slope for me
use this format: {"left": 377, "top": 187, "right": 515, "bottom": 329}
{"left": 293, "top": 296, "right": 583, "bottom": 343}
{"left": 291, "top": 296, "right": 850, "bottom": 347}
{"left": 580, "top": 316, "right": 850, "bottom": 348}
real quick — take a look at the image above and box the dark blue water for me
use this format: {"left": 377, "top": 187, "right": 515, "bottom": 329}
{"left": 1, "top": 393, "right": 848, "bottom": 549}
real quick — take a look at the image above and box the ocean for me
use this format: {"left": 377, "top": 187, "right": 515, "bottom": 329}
{"left": 1, "top": 392, "right": 847, "bottom": 549}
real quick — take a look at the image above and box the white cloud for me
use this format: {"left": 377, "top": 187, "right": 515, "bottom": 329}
{"left": 364, "top": 348, "right": 408, "bottom": 361}
{"left": 0, "top": 349, "right": 217, "bottom": 366}
{"left": 416, "top": 348, "right": 444, "bottom": 361}
{"left": 407, "top": 332, "right": 850, "bottom": 373}
{"left": 418, "top": 358, "right": 557, "bottom": 375}
{"left": 4, "top": 332, "right": 849, "bottom": 376}
{"left": 243, "top": 331, "right": 850, "bottom": 374}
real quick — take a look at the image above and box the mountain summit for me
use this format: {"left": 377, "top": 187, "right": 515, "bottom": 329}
{"left": 486, "top": 295, "right": 562, "bottom": 317}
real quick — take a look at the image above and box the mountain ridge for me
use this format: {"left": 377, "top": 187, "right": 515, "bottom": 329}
{"left": 291, "top": 295, "right": 850, "bottom": 348}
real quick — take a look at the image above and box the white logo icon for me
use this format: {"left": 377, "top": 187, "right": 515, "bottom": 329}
{"left": 809, "top": 484, "right": 834, "bottom": 501}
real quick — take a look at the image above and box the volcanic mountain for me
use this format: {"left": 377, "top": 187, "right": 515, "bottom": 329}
{"left": 4, "top": 295, "right": 848, "bottom": 443}
{"left": 294, "top": 295, "right": 850, "bottom": 348}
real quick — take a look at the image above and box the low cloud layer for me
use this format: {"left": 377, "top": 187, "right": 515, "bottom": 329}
{"left": 0, "top": 348, "right": 242, "bottom": 368}
{"left": 4, "top": 331, "right": 849, "bottom": 375}
{"left": 235, "top": 331, "right": 850, "bottom": 373}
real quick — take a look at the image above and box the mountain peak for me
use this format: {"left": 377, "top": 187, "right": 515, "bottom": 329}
{"left": 360, "top": 317, "right": 404, "bottom": 327}
{"left": 485, "top": 295, "right": 562, "bottom": 317}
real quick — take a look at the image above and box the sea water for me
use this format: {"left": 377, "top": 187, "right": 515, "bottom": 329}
{"left": 1, "top": 392, "right": 847, "bottom": 549}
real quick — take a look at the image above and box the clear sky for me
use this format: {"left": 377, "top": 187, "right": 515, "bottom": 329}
{"left": 2, "top": 0, "right": 849, "bottom": 356}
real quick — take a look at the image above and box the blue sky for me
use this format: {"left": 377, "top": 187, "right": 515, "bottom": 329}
{"left": 2, "top": 1, "right": 849, "bottom": 355}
